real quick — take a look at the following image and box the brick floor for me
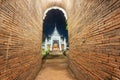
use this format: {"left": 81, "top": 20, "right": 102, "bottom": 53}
{"left": 35, "top": 55, "right": 76, "bottom": 80}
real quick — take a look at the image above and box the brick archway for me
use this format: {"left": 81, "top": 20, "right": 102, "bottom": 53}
{"left": 43, "top": 6, "right": 67, "bottom": 20}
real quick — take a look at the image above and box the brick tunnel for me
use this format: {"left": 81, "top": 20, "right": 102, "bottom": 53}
{"left": 0, "top": 0, "right": 120, "bottom": 80}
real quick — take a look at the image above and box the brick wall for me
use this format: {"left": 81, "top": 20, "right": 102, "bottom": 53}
{"left": 0, "top": 0, "right": 42, "bottom": 80}
{"left": 68, "top": 0, "right": 120, "bottom": 80}
{"left": 0, "top": 0, "right": 120, "bottom": 80}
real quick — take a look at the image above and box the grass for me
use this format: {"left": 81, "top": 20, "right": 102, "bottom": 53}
{"left": 42, "top": 48, "right": 50, "bottom": 58}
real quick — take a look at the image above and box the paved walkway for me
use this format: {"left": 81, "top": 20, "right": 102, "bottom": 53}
{"left": 35, "top": 55, "right": 76, "bottom": 80}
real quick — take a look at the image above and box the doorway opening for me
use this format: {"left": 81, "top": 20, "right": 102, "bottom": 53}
{"left": 42, "top": 7, "right": 69, "bottom": 53}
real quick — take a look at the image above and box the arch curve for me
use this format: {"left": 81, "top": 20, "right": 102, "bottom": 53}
{"left": 43, "top": 6, "right": 67, "bottom": 20}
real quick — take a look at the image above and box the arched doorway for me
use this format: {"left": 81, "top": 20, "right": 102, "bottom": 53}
{"left": 42, "top": 7, "right": 69, "bottom": 52}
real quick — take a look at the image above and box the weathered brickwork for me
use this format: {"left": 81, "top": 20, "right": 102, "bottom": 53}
{"left": 0, "top": 0, "right": 120, "bottom": 80}
{"left": 0, "top": 0, "right": 42, "bottom": 80}
{"left": 68, "top": 0, "right": 120, "bottom": 80}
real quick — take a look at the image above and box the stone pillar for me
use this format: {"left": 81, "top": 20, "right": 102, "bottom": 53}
{"left": 64, "top": 38, "right": 66, "bottom": 50}
{"left": 50, "top": 38, "right": 53, "bottom": 51}
{"left": 45, "top": 38, "right": 48, "bottom": 50}
{"left": 59, "top": 37, "right": 62, "bottom": 51}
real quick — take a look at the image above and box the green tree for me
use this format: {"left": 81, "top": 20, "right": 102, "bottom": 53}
{"left": 66, "top": 20, "right": 68, "bottom": 30}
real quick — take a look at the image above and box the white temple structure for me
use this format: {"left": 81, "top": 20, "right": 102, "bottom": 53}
{"left": 42, "top": 24, "right": 67, "bottom": 51}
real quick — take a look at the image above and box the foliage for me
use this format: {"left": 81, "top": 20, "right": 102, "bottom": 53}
{"left": 66, "top": 20, "right": 68, "bottom": 30}
{"left": 42, "top": 48, "right": 50, "bottom": 57}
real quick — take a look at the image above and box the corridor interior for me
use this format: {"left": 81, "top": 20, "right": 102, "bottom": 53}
{"left": 35, "top": 52, "right": 76, "bottom": 80}
{"left": 0, "top": 0, "right": 120, "bottom": 80}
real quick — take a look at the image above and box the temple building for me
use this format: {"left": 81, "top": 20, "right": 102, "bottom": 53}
{"left": 42, "top": 24, "right": 67, "bottom": 51}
